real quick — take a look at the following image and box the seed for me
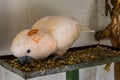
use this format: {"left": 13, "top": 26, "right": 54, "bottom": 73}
{"left": 3, "top": 46, "right": 120, "bottom": 72}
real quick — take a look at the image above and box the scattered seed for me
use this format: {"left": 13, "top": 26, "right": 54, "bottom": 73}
{"left": 3, "top": 46, "right": 120, "bottom": 72}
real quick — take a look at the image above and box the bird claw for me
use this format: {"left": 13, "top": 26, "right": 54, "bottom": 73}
{"left": 53, "top": 55, "right": 66, "bottom": 60}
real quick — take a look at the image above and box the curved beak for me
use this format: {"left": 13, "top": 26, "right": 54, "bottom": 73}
{"left": 18, "top": 56, "right": 33, "bottom": 65}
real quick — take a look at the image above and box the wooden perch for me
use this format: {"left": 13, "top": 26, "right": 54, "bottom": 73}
{"left": 95, "top": 2, "right": 120, "bottom": 80}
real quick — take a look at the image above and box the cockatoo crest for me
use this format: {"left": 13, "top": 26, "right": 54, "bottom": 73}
{"left": 27, "top": 29, "right": 39, "bottom": 36}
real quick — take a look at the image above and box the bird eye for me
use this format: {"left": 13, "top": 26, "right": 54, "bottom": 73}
{"left": 27, "top": 49, "right": 31, "bottom": 54}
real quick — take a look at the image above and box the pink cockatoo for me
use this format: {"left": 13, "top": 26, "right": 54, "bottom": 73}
{"left": 11, "top": 16, "right": 94, "bottom": 64}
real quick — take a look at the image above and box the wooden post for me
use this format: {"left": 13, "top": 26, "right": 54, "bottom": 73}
{"left": 66, "top": 69, "right": 79, "bottom": 80}
{"left": 114, "top": 62, "right": 120, "bottom": 80}
{"left": 111, "top": 37, "right": 120, "bottom": 80}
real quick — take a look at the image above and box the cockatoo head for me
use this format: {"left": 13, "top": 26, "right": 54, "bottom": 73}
{"left": 11, "top": 29, "right": 56, "bottom": 65}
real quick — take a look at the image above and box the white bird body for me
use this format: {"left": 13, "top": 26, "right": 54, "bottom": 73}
{"left": 11, "top": 16, "right": 91, "bottom": 59}
{"left": 32, "top": 16, "right": 80, "bottom": 56}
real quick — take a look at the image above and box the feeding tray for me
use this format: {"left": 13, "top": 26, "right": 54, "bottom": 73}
{"left": 0, "top": 44, "right": 120, "bottom": 79}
